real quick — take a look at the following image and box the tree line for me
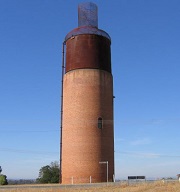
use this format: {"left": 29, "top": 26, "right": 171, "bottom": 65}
{"left": 0, "top": 162, "right": 59, "bottom": 185}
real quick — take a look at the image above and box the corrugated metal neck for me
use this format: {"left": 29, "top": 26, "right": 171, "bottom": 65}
{"left": 65, "top": 2, "right": 111, "bottom": 42}
{"left": 78, "top": 2, "right": 98, "bottom": 28}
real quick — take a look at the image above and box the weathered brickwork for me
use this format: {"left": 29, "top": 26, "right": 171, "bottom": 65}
{"left": 62, "top": 69, "right": 114, "bottom": 184}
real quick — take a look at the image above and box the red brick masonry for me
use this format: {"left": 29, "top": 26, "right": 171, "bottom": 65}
{"left": 62, "top": 69, "right": 114, "bottom": 184}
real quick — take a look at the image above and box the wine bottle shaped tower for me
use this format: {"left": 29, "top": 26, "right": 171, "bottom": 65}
{"left": 60, "top": 2, "right": 114, "bottom": 184}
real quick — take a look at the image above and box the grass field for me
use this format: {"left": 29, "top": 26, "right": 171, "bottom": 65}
{"left": 1, "top": 181, "right": 180, "bottom": 192}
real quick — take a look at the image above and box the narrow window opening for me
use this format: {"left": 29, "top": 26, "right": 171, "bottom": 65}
{"left": 98, "top": 117, "right": 103, "bottom": 129}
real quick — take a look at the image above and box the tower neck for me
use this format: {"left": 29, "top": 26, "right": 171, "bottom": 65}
{"left": 78, "top": 2, "right": 98, "bottom": 28}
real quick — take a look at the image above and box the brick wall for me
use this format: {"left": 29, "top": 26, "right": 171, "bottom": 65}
{"left": 62, "top": 69, "right": 114, "bottom": 184}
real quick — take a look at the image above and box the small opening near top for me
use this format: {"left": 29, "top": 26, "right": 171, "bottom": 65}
{"left": 98, "top": 117, "right": 103, "bottom": 129}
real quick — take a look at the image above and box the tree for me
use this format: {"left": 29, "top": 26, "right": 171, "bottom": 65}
{"left": 0, "top": 175, "right": 8, "bottom": 185}
{"left": 36, "top": 161, "right": 59, "bottom": 183}
{"left": 0, "top": 167, "right": 8, "bottom": 185}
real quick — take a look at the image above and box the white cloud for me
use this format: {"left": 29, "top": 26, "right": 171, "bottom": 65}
{"left": 117, "top": 151, "right": 160, "bottom": 159}
{"left": 130, "top": 138, "right": 151, "bottom": 146}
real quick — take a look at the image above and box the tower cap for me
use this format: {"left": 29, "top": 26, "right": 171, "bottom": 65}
{"left": 65, "top": 2, "right": 111, "bottom": 41}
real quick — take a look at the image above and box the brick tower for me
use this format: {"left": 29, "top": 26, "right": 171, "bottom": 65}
{"left": 60, "top": 2, "right": 114, "bottom": 184}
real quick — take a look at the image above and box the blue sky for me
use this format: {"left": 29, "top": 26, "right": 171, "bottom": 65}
{"left": 0, "top": 0, "right": 180, "bottom": 180}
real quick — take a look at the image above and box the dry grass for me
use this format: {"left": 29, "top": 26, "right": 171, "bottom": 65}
{"left": 1, "top": 181, "right": 180, "bottom": 192}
